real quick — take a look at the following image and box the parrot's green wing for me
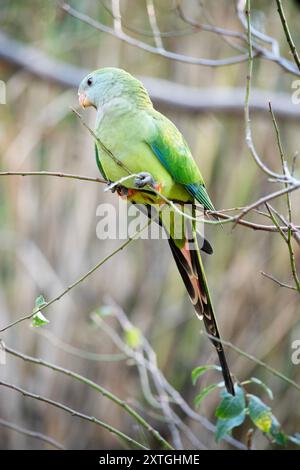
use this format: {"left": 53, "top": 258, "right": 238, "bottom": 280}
{"left": 147, "top": 112, "right": 215, "bottom": 211}
{"left": 95, "top": 143, "right": 107, "bottom": 180}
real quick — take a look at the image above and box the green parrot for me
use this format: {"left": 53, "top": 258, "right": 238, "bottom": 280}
{"left": 78, "top": 68, "right": 234, "bottom": 395}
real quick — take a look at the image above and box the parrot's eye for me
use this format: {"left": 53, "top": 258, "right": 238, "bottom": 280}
{"left": 87, "top": 77, "right": 93, "bottom": 86}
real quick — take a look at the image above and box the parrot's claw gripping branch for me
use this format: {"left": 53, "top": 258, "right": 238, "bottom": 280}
{"left": 106, "top": 179, "right": 128, "bottom": 196}
{"left": 134, "top": 172, "right": 157, "bottom": 189}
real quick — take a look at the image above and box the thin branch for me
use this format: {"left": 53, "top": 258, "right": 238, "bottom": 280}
{"left": 140, "top": 337, "right": 183, "bottom": 449}
{"left": 92, "top": 308, "right": 246, "bottom": 450}
{"left": 0, "top": 418, "right": 65, "bottom": 450}
{"left": 177, "top": 2, "right": 248, "bottom": 54}
{"left": 2, "top": 31, "right": 300, "bottom": 118}
{"left": 111, "top": 0, "right": 122, "bottom": 35}
{"left": 72, "top": 109, "right": 207, "bottom": 224}
{"left": 236, "top": 0, "right": 299, "bottom": 75}
{"left": 0, "top": 380, "right": 148, "bottom": 449}
{"left": 60, "top": 0, "right": 300, "bottom": 76}
{"left": 244, "top": 1, "right": 287, "bottom": 182}
{"left": 60, "top": 2, "right": 250, "bottom": 67}
{"left": 1, "top": 168, "right": 299, "bottom": 233}
{"left": 256, "top": 198, "right": 300, "bottom": 244}
{"left": 261, "top": 271, "right": 297, "bottom": 291}
{"left": 71, "top": 107, "right": 132, "bottom": 176}
{"left": 265, "top": 104, "right": 300, "bottom": 292}
{"left": 268, "top": 101, "right": 293, "bottom": 230}
{"left": 276, "top": 0, "right": 300, "bottom": 72}
{"left": 210, "top": 209, "right": 300, "bottom": 233}
{"left": 233, "top": 183, "right": 300, "bottom": 226}
{"left": 2, "top": 168, "right": 297, "bottom": 234}
{"left": 0, "top": 170, "right": 106, "bottom": 185}
{"left": 35, "top": 329, "right": 126, "bottom": 362}
{"left": 266, "top": 203, "right": 300, "bottom": 291}
{"left": 4, "top": 344, "right": 172, "bottom": 450}
{"left": 286, "top": 231, "right": 300, "bottom": 292}
{"left": 203, "top": 333, "right": 300, "bottom": 393}
{"left": 100, "top": 0, "right": 196, "bottom": 38}
{"left": 236, "top": 0, "right": 279, "bottom": 54}
{"left": 265, "top": 203, "right": 288, "bottom": 243}
{"left": 0, "top": 221, "right": 151, "bottom": 333}
{"left": 177, "top": 4, "right": 246, "bottom": 41}
{"left": 146, "top": 0, "right": 164, "bottom": 51}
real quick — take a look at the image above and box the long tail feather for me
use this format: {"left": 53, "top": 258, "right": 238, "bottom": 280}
{"left": 167, "top": 228, "right": 235, "bottom": 395}
{"left": 138, "top": 202, "right": 234, "bottom": 394}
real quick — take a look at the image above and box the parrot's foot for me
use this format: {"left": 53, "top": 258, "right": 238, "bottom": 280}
{"left": 106, "top": 180, "right": 128, "bottom": 196}
{"left": 134, "top": 172, "right": 157, "bottom": 190}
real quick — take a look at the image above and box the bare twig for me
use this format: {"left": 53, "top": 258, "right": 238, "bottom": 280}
{"left": 1, "top": 31, "right": 300, "bottom": 118}
{"left": 233, "top": 180, "right": 300, "bottom": 225}
{"left": 60, "top": 2, "right": 250, "bottom": 67}
{"left": 0, "top": 221, "right": 151, "bottom": 332}
{"left": 204, "top": 332, "right": 300, "bottom": 393}
{"left": 100, "top": 0, "right": 196, "bottom": 38}
{"left": 261, "top": 271, "right": 297, "bottom": 291}
{"left": 268, "top": 101, "right": 293, "bottom": 232}
{"left": 146, "top": 0, "right": 164, "bottom": 51}
{"left": 35, "top": 329, "right": 126, "bottom": 362}
{"left": 59, "top": 1, "right": 300, "bottom": 75}
{"left": 244, "top": 1, "right": 287, "bottom": 182}
{"left": 0, "top": 380, "right": 148, "bottom": 449}
{"left": 92, "top": 307, "right": 246, "bottom": 450}
{"left": 236, "top": 0, "right": 278, "bottom": 54}
{"left": 177, "top": 3, "right": 246, "bottom": 41}
{"left": 209, "top": 209, "right": 300, "bottom": 233}
{"left": 0, "top": 418, "right": 65, "bottom": 450}
{"left": 1, "top": 169, "right": 299, "bottom": 233}
{"left": 276, "top": 0, "right": 300, "bottom": 72}
{"left": 1, "top": 168, "right": 298, "bottom": 234}
{"left": 236, "top": 0, "right": 299, "bottom": 75}
{"left": 266, "top": 203, "right": 300, "bottom": 292}
{"left": 264, "top": 104, "right": 300, "bottom": 292}
{"left": 265, "top": 203, "right": 288, "bottom": 243}
{"left": 286, "top": 236, "right": 300, "bottom": 292}
{"left": 4, "top": 344, "right": 173, "bottom": 450}
{"left": 0, "top": 170, "right": 106, "bottom": 184}
{"left": 71, "top": 107, "right": 132, "bottom": 175}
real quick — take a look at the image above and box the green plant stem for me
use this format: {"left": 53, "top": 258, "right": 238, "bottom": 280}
{"left": 204, "top": 332, "right": 300, "bottom": 393}
{"left": 0, "top": 380, "right": 148, "bottom": 450}
{"left": 0, "top": 221, "right": 151, "bottom": 333}
{"left": 4, "top": 345, "right": 173, "bottom": 450}
{"left": 276, "top": 0, "right": 300, "bottom": 72}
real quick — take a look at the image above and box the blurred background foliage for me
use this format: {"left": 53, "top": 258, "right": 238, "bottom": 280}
{"left": 0, "top": 0, "right": 300, "bottom": 450}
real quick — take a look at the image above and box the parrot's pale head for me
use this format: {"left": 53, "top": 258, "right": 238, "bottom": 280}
{"left": 78, "top": 67, "right": 152, "bottom": 110}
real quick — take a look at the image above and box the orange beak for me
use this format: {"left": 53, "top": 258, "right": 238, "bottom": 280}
{"left": 78, "top": 92, "right": 92, "bottom": 108}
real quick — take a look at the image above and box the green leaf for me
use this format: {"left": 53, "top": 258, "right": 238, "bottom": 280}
{"left": 124, "top": 327, "right": 141, "bottom": 349}
{"left": 288, "top": 433, "right": 300, "bottom": 446}
{"left": 31, "top": 311, "right": 49, "bottom": 328}
{"left": 248, "top": 394, "right": 272, "bottom": 433}
{"left": 215, "top": 411, "right": 246, "bottom": 443}
{"left": 31, "top": 295, "right": 48, "bottom": 328}
{"left": 249, "top": 377, "right": 274, "bottom": 400}
{"left": 191, "top": 365, "right": 221, "bottom": 385}
{"left": 34, "top": 295, "right": 47, "bottom": 311}
{"left": 194, "top": 383, "right": 219, "bottom": 407}
{"left": 215, "top": 384, "right": 245, "bottom": 419}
